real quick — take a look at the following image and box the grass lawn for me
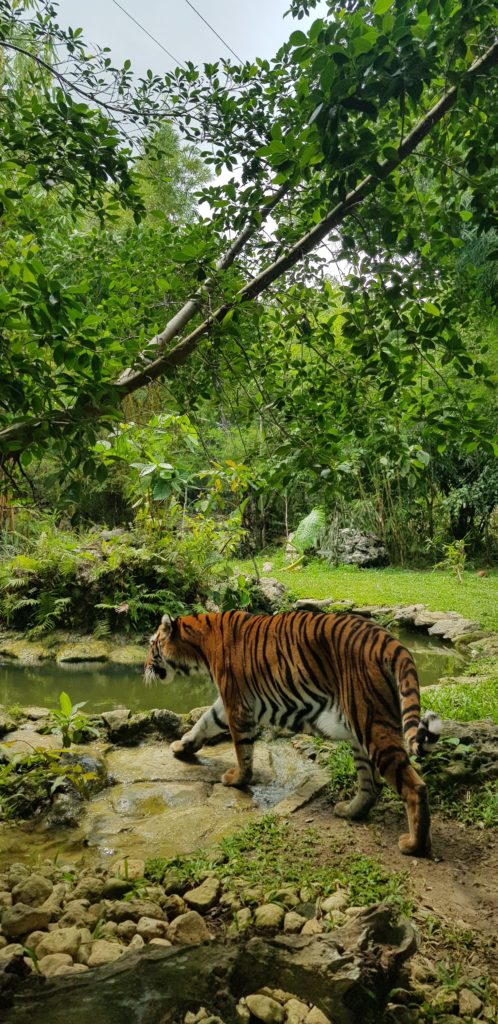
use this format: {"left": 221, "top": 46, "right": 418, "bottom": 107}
{"left": 234, "top": 552, "right": 498, "bottom": 631}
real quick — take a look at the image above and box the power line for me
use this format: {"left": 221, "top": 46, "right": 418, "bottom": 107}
{"left": 182, "top": 0, "right": 243, "bottom": 63}
{"left": 111, "top": 0, "right": 185, "bottom": 69}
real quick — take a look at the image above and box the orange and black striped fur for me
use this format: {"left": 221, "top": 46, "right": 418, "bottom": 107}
{"left": 145, "top": 610, "right": 441, "bottom": 856}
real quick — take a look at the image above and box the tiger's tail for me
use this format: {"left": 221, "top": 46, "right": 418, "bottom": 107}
{"left": 396, "top": 652, "right": 443, "bottom": 757}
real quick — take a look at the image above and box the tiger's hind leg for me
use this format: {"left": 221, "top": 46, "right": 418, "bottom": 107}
{"left": 222, "top": 707, "right": 256, "bottom": 788}
{"left": 170, "top": 697, "right": 228, "bottom": 759}
{"left": 372, "top": 729, "right": 431, "bottom": 856}
{"left": 334, "top": 741, "right": 382, "bottom": 821}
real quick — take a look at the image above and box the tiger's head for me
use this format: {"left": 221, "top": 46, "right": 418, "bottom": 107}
{"left": 144, "top": 613, "right": 203, "bottom": 685}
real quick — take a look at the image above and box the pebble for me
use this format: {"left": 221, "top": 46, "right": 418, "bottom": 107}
{"left": 254, "top": 904, "right": 285, "bottom": 930}
{"left": 38, "top": 953, "right": 73, "bottom": 977}
{"left": 168, "top": 911, "right": 211, "bottom": 946}
{"left": 283, "top": 912, "right": 307, "bottom": 934}
{"left": 301, "top": 918, "right": 324, "bottom": 936}
{"left": 136, "top": 916, "right": 169, "bottom": 941}
{"left": 149, "top": 938, "right": 172, "bottom": 947}
{"left": 458, "top": 988, "right": 483, "bottom": 1018}
{"left": 116, "top": 920, "right": 137, "bottom": 941}
{"left": 184, "top": 877, "right": 221, "bottom": 913}
{"left": 320, "top": 891, "right": 348, "bottom": 914}
{"left": 86, "top": 939, "right": 124, "bottom": 967}
{"left": 235, "top": 908, "right": 252, "bottom": 930}
{"left": 36, "top": 925, "right": 82, "bottom": 959}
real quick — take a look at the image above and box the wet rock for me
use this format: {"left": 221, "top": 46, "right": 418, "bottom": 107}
{"left": 246, "top": 994, "right": 285, "bottom": 1024}
{"left": 2, "top": 903, "right": 51, "bottom": 938}
{"left": 458, "top": 988, "right": 483, "bottom": 1017}
{"left": 44, "top": 790, "right": 84, "bottom": 828}
{"left": 38, "top": 953, "right": 73, "bottom": 977}
{"left": 86, "top": 939, "right": 123, "bottom": 967}
{"left": 254, "top": 904, "right": 285, "bottom": 930}
{"left": 168, "top": 911, "right": 211, "bottom": 946}
{"left": 36, "top": 926, "right": 82, "bottom": 959}
{"left": 108, "top": 645, "right": 145, "bottom": 667}
{"left": 184, "top": 877, "right": 221, "bottom": 913}
{"left": 12, "top": 874, "right": 53, "bottom": 907}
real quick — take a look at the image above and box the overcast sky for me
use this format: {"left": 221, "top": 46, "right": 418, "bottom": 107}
{"left": 55, "top": 0, "right": 328, "bottom": 76}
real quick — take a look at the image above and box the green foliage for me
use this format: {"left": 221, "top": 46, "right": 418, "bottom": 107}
{"left": 47, "top": 692, "right": 99, "bottom": 748}
{"left": 292, "top": 507, "right": 327, "bottom": 554}
{"left": 424, "top": 674, "right": 498, "bottom": 725}
{"left": 433, "top": 540, "right": 467, "bottom": 582}
{"left": 0, "top": 747, "right": 95, "bottom": 821}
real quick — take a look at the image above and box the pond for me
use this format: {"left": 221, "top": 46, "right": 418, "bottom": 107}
{"left": 0, "top": 628, "right": 465, "bottom": 716}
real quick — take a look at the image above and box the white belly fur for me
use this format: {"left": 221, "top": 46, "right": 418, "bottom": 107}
{"left": 315, "top": 707, "right": 352, "bottom": 741}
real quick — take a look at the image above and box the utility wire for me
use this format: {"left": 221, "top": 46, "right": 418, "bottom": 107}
{"left": 111, "top": 0, "right": 185, "bottom": 68}
{"left": 182, "top": 0, "right": 243, "bottom": 62}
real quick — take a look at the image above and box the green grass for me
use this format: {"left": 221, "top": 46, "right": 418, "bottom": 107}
{"left": 235, "top": 552, "right": 498, "bottom": 631}
{"left": 424, "top": 673, "right": 498, "bottom": 725}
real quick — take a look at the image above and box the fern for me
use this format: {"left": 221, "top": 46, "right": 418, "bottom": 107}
{"left": 292, "top": 507, "right": 327, "bottom": 554}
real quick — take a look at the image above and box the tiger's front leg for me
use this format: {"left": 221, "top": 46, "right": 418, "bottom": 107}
{"left": 222, "top": 708, "right": 256, "bottom": 787}
{"left": 170, "top": 697, "right": 228, "bottom": 759}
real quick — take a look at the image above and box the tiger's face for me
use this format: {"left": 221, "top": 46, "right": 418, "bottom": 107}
{"left": 144, "top": 614, "right": 198, "bottom": 686}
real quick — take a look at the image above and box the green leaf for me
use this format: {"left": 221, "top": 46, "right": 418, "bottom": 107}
{"left": 59, "top": 692, "right": 72, "bottom": 717}
{"left": 289, "top": 30, "right": 308, "bottom": 46}
{"left": 373, "top": 0, "right": 394, "bottom": 13}
{"left": 423, "top": 303, "right": 441, "bottom": 316}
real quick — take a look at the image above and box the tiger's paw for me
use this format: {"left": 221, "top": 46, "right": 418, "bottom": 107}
{"left": 222, "top": 767, "right": 250, "bottom": 788}
{"left": 398, "top": 832, "right": 431, "bottom": 857}
{"left": 334, "top": 799, "right": 372, "bottom": 822}
{"left": 170, "top": 739, "right": 197, "bottom": 760}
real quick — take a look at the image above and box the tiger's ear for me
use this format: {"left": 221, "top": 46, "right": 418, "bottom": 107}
{"left": 161, "top": 613, "right": 173, "bottom": 638}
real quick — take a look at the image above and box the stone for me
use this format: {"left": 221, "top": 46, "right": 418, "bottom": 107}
{"left": 0, "top": 943, "right": 25, "bottom": 960}
{"left": 38, "top": 953, "right": 73, "bottom": 977}
{"left": 128, "top": 934, "right": 145, "bottom": 950}
{"left": 283, "top": 912, "right": 307, "bottom": 934}
{"left": 235, "top": 908, "right": 252, "bottom": 930}
{"left": 320, "top": 891, "right": 348, "bottom": 914}
{"left": 267, "top": 888, "right": 299, "bottom": 909}
{"left": 168, "top": 911, "right": 211, "bottom": 946}
{"left": 245, "top": 994, "right": 285, "bottom": 1024}
{"left": 301, "top": 918, "right": 324, "bottom": 936}
{"left": 0, "top": 892, "right": 13, "bottom": 908}
{"left": 1, "top": 903, "right": 51, "bottom": 938}
{"left": 428, "top": 618, "right": 480, "bottom": 639}
{"left": 254, "top": 904, "right": 285, "bottom": 930}
{"left": 319, "top": 527, "right": 388, "bottom": 568}
{"left": 136, "top": 917, "right": 170, "bottom": 942}
{"left": 36, "top": 926, "right": 82, "bottom": 959}
{"left": 305, "top": 1010, "right": 330, "bottom": 1024}
{"left": 111, "top": 857, "right": 145, "bottom": 881}
{"left": 458, "top": 989, "right": 483, "bottom": 1017}
{"left": 57, "top": 641, "right": 109, "bottom": 663}
{"left": 71, "top": 877, "right": 104, "bottom": 902}
{"left": 106, "top": 899, "right": 165, "bottom": 923}
{"left": 102, "top": 878, "right": 135, "bottom": 899}
{"left": 101, "top": 709, "right": 131, "bottom": 731}
{"left": 52, "top": 963, "right": 89, "bottom": 976}
{"left": 40, "top": 883, "right": 69, "bottom": 921}
{"left": 184, "top": 877, "right": 221, "bottom": 913}
{"left": 116, "top": 920, "right": 137, "bottom": 941}
{"left": 285, "top": 1000, "right": 310, "bottom": 1024}
{"left": 7, "top": 863, "right": 30, "bottom": 885}
{"left": 149, "top": 938, "right": 172, "bottom": 948}
{"left": 12, "top": 874, "right": 53, "bottom": 908}
{"left": 24, "top": 930, "right": 47, "bottom": 951}
{"left": 0, "top": 713, "right": 16, "bottom": 736}
{"left": 87, "top": 939, "right": 124, "bottom": 967}
{"left": 164, "top": 894, "right": 187, "bottom": 919}
{"left": 242, "top": 886, "right": 264, "bottom": 905}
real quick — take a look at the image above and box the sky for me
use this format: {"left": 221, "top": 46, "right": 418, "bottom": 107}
{"left": 55, "top": 0, "right": 329, "bottom": 76}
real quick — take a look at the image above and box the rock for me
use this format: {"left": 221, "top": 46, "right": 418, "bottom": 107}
{"left": 301, "top": 918, "right": 324, "bottom": 936}
{"left": 305, "top": 1010, "right": 330, "bottom": 1024}
{"left": 152, "top": 709, "right": 184, "bottom": 740}
{"left": 184, "top": 877, "right": 221, "bottom": 913}
{"left": 2, "top": 904, "right": 51, "bottom": 938}
{"left": 56, "top": 641, "right": 109, "bottom": 663}
{"left": 242, "top": 886, "right": 264, "bottom": 906}
{"left": 102, "top": 878, "right": 135, "bottom": 899}
{"left": 283, "top": 912, "right": 307, "bottom": 934}
{"left": 136, "top": 917, "right": 169, "bottom": 942}
{"left": 101, "top": 709, "right": 131, "bottom": 731}
{"left": 319, "top": 527, "right": 388, "bottom": 568}
{"left": 235, "top": 908, "right": 252, "bottom": 931}
{"left": 268, "top": 889, "right": 299, "bottom": 910}
{"left": 320, "top": 891, "right": 348, "bottom": 914}
{"left": 36, "top": 926, "right": 82, "bottom": 959}
{"left": 458, "top": 988, "right": 483, "bottom": 1017}
{"left": 245, "top": 995, "right": 285, "bottom": 1024}
{"left": 127, "top": 934, "right": 145, "bottom": 950}
{"left": 106, "top": 899, "right": 165, "bottom": 923}
{"left": 71, "top": 877, "right": 104, "bottom": 902}
{"left": 168, "top": 911, "right": 211, "bottom": 946}
{"left": 86, "top": 939, "right": 123, "bottom": 967}
{"left": 52, "top": 963, "right": 89, "bottom": 976}
{"left": 0, "top": 943, "right": 25, "bottom": 960}
{"left": 254, "top": 904, "right": 285, "bottom": 931}
{"left": 0, "top": 713, "right": 16, "bottom": 736}
{"left": 44, "top": 791, "right": 83, "bottom": 829}
{"left": 149, "top": 938, "right": 172, "bottom": 948}
{"left": 285, "top": 999, "right": 310, "bottom": 1024}
{"left": 40, "top": 883, "right": 69, "bottom": 921}
{"left": 38, "top": 953, "right": 73, "bottom": 977}
{"left": 111, "top": 858, "right": 145, "bottom": 881}
{"left": 428, "top": 618, "right": 480, "bottom": 639}
{"left": 164, "top": 894, "right": 187, "bottom": 919}
{"left": 116, "top": 920, "right": 137, "bottom": 941}
{"left": 0, "top": 892, "right": 13, "bottom": 909}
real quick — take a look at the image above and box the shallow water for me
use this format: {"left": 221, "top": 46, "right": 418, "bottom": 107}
{"left": 0, "top": 628, "right": 465, "bottom": 716}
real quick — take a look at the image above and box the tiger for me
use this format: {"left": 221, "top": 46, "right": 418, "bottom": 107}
{"left": 144, "top": 609, "right": 442, "bottom": 856}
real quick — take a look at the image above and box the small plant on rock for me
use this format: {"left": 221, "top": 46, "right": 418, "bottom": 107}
{"left": 48, "top": 692, "right": 99, "bottom": 748}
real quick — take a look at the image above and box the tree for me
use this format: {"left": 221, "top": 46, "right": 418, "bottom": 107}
{"left": 0, "top": 0, "right": 496, "bottom": 472}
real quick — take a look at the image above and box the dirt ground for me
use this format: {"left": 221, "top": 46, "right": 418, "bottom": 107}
{"left": 293, "top": 793, "right": 498, "bottom": 987}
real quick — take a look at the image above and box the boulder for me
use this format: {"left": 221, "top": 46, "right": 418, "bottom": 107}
{"left": 320, "top": 528, "right": 388, "bottom": 568}
{"left": 251, "top": 577, "right": 288, "bottom": 613}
